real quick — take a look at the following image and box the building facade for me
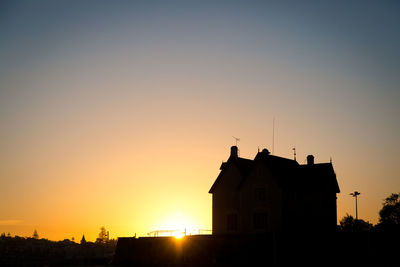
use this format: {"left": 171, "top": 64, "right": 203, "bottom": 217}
{"left": 209, "top": 146, "right": 340, "bottom": 234}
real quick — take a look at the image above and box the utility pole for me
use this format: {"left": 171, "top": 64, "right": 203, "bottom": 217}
{"left": 350, "top": 191, "right": 360, "bottom": 220}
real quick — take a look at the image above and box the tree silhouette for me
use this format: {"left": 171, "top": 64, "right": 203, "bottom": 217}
{"left": 339, "top": 214, "right": 372, "bottom": 232}
{"left": 96, "top": 226, "right": 108, "bottom": 244}
{"left": 32, "top": 229, "right": 39, "bottom": 239}
{"left": 376, "top": 193, "right": 400, "bottom": 231}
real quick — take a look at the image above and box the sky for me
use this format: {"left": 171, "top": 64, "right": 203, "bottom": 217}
{"left": 1, "top": 0, "right": 399, "bottom": 241}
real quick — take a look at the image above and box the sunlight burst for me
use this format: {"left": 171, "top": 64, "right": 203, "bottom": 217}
{"left": 149, "top": 211, "right": 200, "bottom": 238}
{"left": 172, "top": 230, "right": 185, "bottom": 239}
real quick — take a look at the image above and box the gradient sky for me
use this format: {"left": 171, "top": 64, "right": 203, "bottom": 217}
{"left": 1, "top": 0, "right": 399, "bottom": 241}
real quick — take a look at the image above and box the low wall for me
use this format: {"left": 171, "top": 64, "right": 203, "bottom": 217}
{"left": 113, "top": 232, "right": 399, "bottom": 266}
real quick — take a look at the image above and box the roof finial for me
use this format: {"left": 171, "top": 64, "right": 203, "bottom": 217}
{"left": 292, "top": 147, "right": 296, "bottom": 161}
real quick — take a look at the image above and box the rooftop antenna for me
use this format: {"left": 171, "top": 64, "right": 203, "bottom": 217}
{"left": 272, "top": 117, "right": 275, "bottom": 154}
{"left": 292, "top": 147, "right": 296, "bottom": 161}
{"left": 232, "top": 136, "right": 240, "bottom": 156}
{"left": 232, "top": 136, "right": 240, "bottom": 146}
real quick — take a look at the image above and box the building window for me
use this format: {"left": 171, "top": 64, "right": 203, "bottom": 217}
{"left": 227, "top": 214, "right": 238, "bottom": 231}
{"left": 253, "top": 212, "right": 268, "bottom": 230}
{"left": 255, "top": 188, "right": 266, "bottom": 202}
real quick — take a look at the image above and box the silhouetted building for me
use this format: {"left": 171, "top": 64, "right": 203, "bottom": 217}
{"left": 80, "top": 235, "right": 86, "bottom": 245}
{"left": 209, "top": 146, "right": 340, "bottom": 234}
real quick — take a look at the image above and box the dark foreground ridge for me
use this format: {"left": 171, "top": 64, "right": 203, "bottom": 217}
{"left": 113, "top": 231, "right": 399, "bottom": 266}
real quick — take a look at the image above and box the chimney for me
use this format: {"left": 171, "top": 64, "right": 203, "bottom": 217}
{"left": 307, "top": 155, "right": 314, "bottom": 165}
{"left": 230, "top": 146, "right": 238, "bottom": 158}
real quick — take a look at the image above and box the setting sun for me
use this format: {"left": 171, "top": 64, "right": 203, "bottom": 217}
{"left": 172, "top": 230, "right": 185, "bottom": 239}
{"left": 145, "top": 210, "right": 206, "bottom": 238}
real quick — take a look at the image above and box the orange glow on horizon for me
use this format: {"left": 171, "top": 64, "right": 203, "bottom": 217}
{"left": 173, "top": 231, "right": 185, "bottom": 239}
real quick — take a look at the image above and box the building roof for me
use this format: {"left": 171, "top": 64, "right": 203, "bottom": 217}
{"left": 297, "top": 163, "right": 340, "bottom": 193}
{"left": 209, "top": 147, "right": 340, "bottom": 194}
{"left": 208, "top": 156, "right": 253, "bottom": 194}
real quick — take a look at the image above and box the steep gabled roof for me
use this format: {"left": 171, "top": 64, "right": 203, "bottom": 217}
{"left": 210, "top": 147, "right": 340, "bottom": 194}
{"left": 297, "top": 163, "right": 340, "bottom": 193}
{"left": 237, "top": 150, "right": 299, "bottom": 189}
{"left": 208, "top": 156, "right": 253, "bottom": 193}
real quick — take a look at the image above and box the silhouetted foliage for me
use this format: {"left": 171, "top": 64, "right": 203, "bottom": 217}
{"left": 376, "top": 192, "right": 400, "bottom": 232}
{"left": 0, "top": 234, "right": 116, "bottom": 266}
{"left": 339, "top": 214, "right": 372, "bottom": 232}
{"left": 96, "top": 226, "right": 108, "bottom": 244}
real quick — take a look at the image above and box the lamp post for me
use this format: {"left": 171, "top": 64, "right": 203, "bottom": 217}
{"left": 350, "top": 191, "right": 360, "bottom": 220}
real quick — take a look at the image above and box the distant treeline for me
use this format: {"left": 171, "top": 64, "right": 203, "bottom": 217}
{"left": 0, "top": 233, "right": 116, "bottom": 266}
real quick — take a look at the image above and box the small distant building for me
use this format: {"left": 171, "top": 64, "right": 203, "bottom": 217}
{"left": 80, "top": 235, "right": 86, "bottom": 245}
{"left": 209, "top": 146, "right": 340, "bottom": 234}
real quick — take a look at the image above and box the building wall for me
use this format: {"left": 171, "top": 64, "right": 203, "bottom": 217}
{"left": 281, "top": 188, "right": 337, "bottom": 232}
{"left": 212, "top": 163, "right": 242, "bottom": 234}
{"left": 211, "top": 160, "right": 338, "bottom": 234}
{"left": 240, "top": 162, "right": 283, "bottom": 233}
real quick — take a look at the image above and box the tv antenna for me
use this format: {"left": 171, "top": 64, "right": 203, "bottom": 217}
{"left": 232, "top": 136, "right": 240, "bottom": 146}
{"left": 272, "top": 117, "right": 275, "bottom": 154}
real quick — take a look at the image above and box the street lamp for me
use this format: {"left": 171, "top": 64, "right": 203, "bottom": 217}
{"left": 350, "top": 191, "right": 361, "bottom": 220}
